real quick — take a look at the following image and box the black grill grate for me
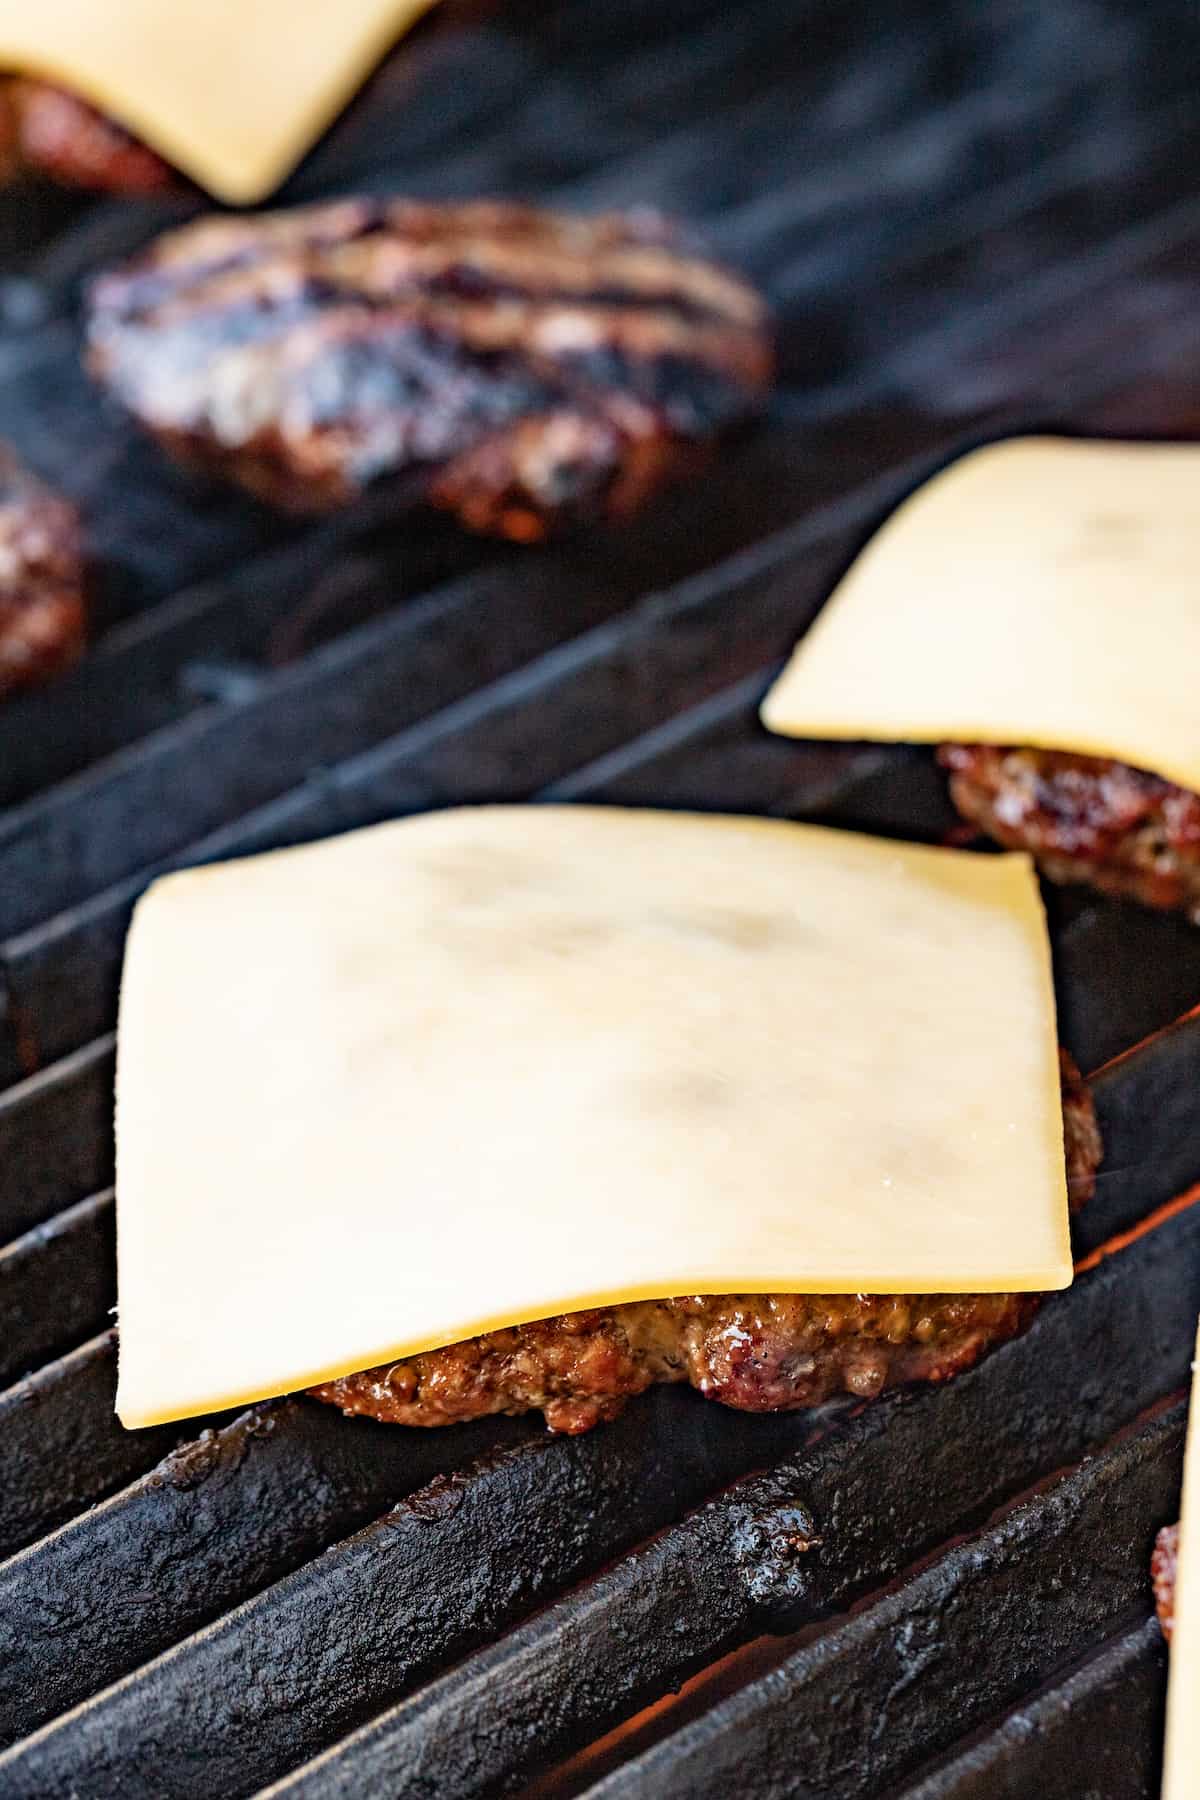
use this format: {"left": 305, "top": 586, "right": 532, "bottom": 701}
{"left": 899, "top": 1617, "right": 1169, "bottom": 1800}
{"left": 1, "top": 2, "right": 1199, "bottom": 1794}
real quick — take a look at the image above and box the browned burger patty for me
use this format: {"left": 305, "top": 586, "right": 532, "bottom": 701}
{"left": 84, "top": 198, "right": 774, "bottom": 541}
{"left": 312, "top": 1052, "right": 1100, "bottom": 1434}
{"left": 0, "top": 80, "right": 174, "bottom": 192}
{"left": 1154, "top": 1521, "right": 1179, "bottom": 1641}
{"left": 0, "top": 450, "right": 85, "bottom": 700}
{"left": 939, "top": 745, "right": 1200, "bottom": 919}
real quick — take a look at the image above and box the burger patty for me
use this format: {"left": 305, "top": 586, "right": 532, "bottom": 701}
{"left": 1154, "top": 1521, "right": 1179, "bottom": 1641}
{"left": 0, "top": 450, "right": 86, "bottom": 701}
{"left": 0, "top": 80, "right": 173, "bottom": 192}
{"left": 939, "top": 745, "right": 1200, "bottom": 919}
{"left": 85, "top": 198, "right": 774, "bottom": 541}
{"left": 312, "top": 1052, "right": 1100, "bottom": 1434}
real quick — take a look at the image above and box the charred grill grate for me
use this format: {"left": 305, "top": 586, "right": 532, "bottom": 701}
{"left": 1, "top": 1, "right": 1200, "bottom": 1794}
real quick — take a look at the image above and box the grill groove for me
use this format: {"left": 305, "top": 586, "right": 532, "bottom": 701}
{"left": 261, "top": 1207, "right": 1200, "bottom": 1799}
{"left": 583, "top": 1406, "right": 1185, "bottom": 1799}
{"left": 896, "top": 1616, "right": 1168, "bottom": 1799}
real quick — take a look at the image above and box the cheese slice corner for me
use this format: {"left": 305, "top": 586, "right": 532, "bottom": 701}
{"left": 762, "top": 435, "right": 1200, "bottom": 796}
{"left": 0, "top": 0, "right": 442, "bottom": 203}
{"left": 114, "top": 806, "right": 1071, "bottom": 1429}
{"left": 1163, "top": 1316, "right": 1200, "bottom": 1800}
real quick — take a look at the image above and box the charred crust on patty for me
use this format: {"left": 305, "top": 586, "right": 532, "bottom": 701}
{"left": 0, "top": 80, "right": 175, "bottom": 193}
{"left": 84, "top": 198, "right": 774, "bottom": 539}
{"left": 1059, "top": 1048, "right": 1100, "bottom": 1212}
{"left": 1154, "top": 1521, "right": 1179, "bottom": 1642}
{"left": 940, "top": 744, "right": 1200, "bottom": 919}
{"left": 0, "top": 449, "right": 86, "bottom": 701}
{"left": 311, "top": 1291, "right": 1044, "bottom": 1436}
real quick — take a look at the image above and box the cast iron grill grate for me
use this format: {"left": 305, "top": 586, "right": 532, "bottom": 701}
{"left": 0, "top": 2, "right": 1199, "bottom": 1794}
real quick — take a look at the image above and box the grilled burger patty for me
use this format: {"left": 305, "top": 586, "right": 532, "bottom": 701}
{"left": 0, "top": 81, "right": 173, "bottom": 192}
{"left": 0, "top": 450, "right": 85, "bottom": 701}
{"left": 85, "top": 198, "right": 774, "bottom": 540}
{"left": 940, "top": 745, "right": 1200, "bottom": 918}
{"left": 312, "top": 1053, "right": 1100, "bottom": 1434}
{"left": 1154, "top": 1521, "right": 1179, "bottom": 1642}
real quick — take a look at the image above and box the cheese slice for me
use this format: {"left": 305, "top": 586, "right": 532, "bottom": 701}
{"left": 1163, "top": 1317, "right": 1200, "bottom": 1800}
{"left": 762, "top": 436, "right": 1200, "bottom": 796}
{"left": 114, "top": 805, "right": 1071, "bottom": 1429}
{"left": 0, "top": 0, "right": 440, "bottom": 203}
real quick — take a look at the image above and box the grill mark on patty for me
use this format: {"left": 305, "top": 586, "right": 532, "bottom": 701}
{"left": 95, "top": 286, "right": 766, "bottom": 406}
{"left": 92, "top": 229, "right": 766, "bottom": 348}
{"left": 86, "top": 198, "right": 772, "bottom": 539}
{"left": 91, "top": 199, "right": 734, "bottom": 313}
{"left": 92, "top": 306, "right": 760, "bottom": 501}
{"left": 89, "top": 202, "right": 391, "bottom": 316}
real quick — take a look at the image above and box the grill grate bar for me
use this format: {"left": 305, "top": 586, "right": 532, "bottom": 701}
{"left": 0, "top": 1191, "right": 112, "bottom": 1390}
{"left": 579, "top": 1405, "right": 1185, "bottom": 1800}
{"left": 0, "top": 0, "right": 1086, "bottom": 653}
{"left": 766, "top": 126, "right": 1200, "bottom": 401}
{"left": 0, "top": 555, "right": 624, "bottom": 939}
{"left": 866, "top": 190, "right": 1200, "bottom": 393}
{"left": 8, "top": 202, "right": 1200, "bottom": 1087}
{"left": 11, "top": 266, "right": 1200, "bottom": 1094}
{"left": 0, "top": 1335, "right": 213, "bottom": 1561}
{"left": 3, "top": 1015, "right": 1194, "bottom": 1569}
{"left": 3, "top": 44, "right": 1191, "bottom": 818}
{"left": 895, "top": 1615, "right": 1167, "bottom": 1800}
{"left": 1084, "top": 1013, "right": 1200, "bottom": 1246}
{"left": 0, "top": 435, "right": 1153, "bottom": 1084}
{"left": 286, "top": 0, "right": 835, "bottom": 214}
{"left": 0, "top": 1392, "right": 818, "bottom": 1791}
{"left": 556, "top": 37, "right": 1151, "bottom": 270}
{"left": 0, "top": 1399, "right": 538, "bottom": 1746}
{"left": 245, "top": 1200, "right": 1200, "bottom": 1800}
{"left": 1051, "top": 906, "right": 1200, "bottom": 1075}
{"left": 1, "top": 59, "right": 1198, "bottom": 887}
{"left": 0, "top": 110, "right": 1194, "bottom": 824}
{"left": 0, "top": 441, "right": 936, "bottom": 1085}
{"left": 754, "top": 92, "right": 1197, "bottom": 301}
{"left": 3, "top": 1187, "right": 1196, "bottom": 1798}
{"left": 0, "top": 402, "right": 933, "bottom": 942}
{"left": 0, "top": 1036, "right": 114, "bottom": 1241}
{"left": 3, "top": 526, "right": 1200, "bottom": 1246}
{"left": 0, "top": 513, "right": 492, "bottom": 812}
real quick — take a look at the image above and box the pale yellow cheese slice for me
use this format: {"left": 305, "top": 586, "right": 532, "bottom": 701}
{"left": 1163, "top": 1317, "right": 1200, "bottom": 1800}
{"left": 0, "top": 0, "right": 440, "bottom": 203}
{"left": 762, "top": 436, "right": 1200, "bottom": 796}
{"left": 114, "top": 805, "right": 1071, "bottom": 1429}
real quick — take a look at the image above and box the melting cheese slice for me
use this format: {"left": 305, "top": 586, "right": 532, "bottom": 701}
{"left": 114, "top": 805, "right": 1071, "bottom": 1429}
{"left": 1163, "top": 1317, "right": 1200, "bottom": 1800}
{"left": 762, "top": 436, "right": 1200, "bottom": 796}
{"left": 0, "top": 0, "right": 440, "bottom": 203}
